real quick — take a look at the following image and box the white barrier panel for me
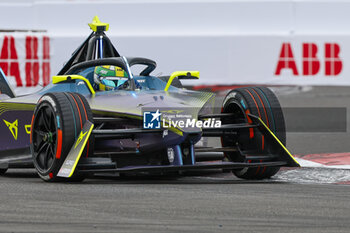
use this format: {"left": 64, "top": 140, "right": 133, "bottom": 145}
{"left": 0, "top": 33, "right": 51, "bottom": 95}
{"left": 0, "top": 0, "right": 350, "bottom": 91}
{"left": 53, "top": 35, "right": 348, "bottom": 86}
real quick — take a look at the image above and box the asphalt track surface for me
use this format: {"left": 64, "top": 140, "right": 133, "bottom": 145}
{"left": 0, "top": 86, "right": 350, "bottom": 233}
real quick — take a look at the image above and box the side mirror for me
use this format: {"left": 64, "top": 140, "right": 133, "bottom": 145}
{"left": 164, "top": 71, "right": 199, "bottom": 91}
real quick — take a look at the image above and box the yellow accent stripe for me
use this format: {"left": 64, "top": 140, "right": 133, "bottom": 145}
{"left": 68, "top": 123, "right": 94, "bottom": 177}
{"left": 164, "top": 71, "right": 200, "bottom": 91}
{"left": 25, "top": 125, "right": 31, "bottom": 134}
{"left": 161, "top": 118, "right": 183, "bottom": 136}
{"left": 52, "top": 75, "right": 96, "bottom": 95}
{"left": 0, "top": 103, "right": 35, "bottom": 116}
{"left": 258, "top": 118, "right": 300, "bottom": 166}
{"left": 99, "top": 83, "right": 106, "bottom": 91}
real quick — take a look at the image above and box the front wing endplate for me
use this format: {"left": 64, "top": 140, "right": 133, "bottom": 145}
{"left": 57, "top": 121, "right": 94, "bottom": 178}
{"left": 249, "top": 114, "right": 300, "bottom": 167}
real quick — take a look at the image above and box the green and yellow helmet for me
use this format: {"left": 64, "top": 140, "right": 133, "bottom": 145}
{"left": 93, "top": 65, "right": 128, "bottom": 91}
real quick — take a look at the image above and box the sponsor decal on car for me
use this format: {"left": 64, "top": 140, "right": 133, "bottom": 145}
{"left": 3, "top": 119, "right": 18, "bottom": 140}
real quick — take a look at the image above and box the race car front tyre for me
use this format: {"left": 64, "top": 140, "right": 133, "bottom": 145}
{"left": 221, "top": 86, "right": 286, "bottom": 180}
{"left": 30, "top": 92, "right": 93, "bottom": 182}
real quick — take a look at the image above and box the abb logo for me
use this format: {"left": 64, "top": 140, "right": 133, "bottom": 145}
{"left": 0, "top": 35, "right": 50, "bottom": 87}
{"left": 275, "top": 43, "right": 342, "bottom": 76}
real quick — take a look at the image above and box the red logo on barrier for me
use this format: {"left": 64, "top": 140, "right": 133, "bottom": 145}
{"left": 0, "top": 35, "right": 50, "bottom": 87}
{"left": 0, "top": 36, "right": 22, "bottom": 86}
{"left": 275, "top": 43, "right": 342, "bottom": 76}
{"left": 303, "top": 43, "right": 320, "bottom": 75}
{"left": 325, "top": 43, "right": 342, "bottom": 76}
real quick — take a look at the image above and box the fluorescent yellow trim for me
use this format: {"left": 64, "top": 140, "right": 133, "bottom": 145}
{"left": 99, "top": 83, "right": 106, "bottom": 91}
{"left": 258, "top": 118, "right": 301, "bottom": 166}
{"left": 162, "top": 118, "right": 183, "bottom": 136}
{"left": 171, "top": 128, "right": 183, "bottom": 136}
{"left": 164, "top": 71, "right": 200, "bottom": 91}
{"left": 52, "top": 75, "right": 96, "bottom": 95}
{"left": 25, "top": 125, "right": 31, "bottom": 134}
{"left": 74, "top": 130, "right": 88, "bottom": 149}
{"left": 88, "top": 16, "right": 109, "bottom": 32}
{"left": 68, "top": 123, "right": 94, "bottom": 177}
{"left": 3, "top": 119, "right": 18, "bottom": 140}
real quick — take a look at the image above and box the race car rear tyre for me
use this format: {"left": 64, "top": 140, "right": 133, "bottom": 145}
{"left": 30, "top": 92, "right": 93, "bottom": 182}
{"left": 221, "top": 86, "right": 286, "bottom": 179}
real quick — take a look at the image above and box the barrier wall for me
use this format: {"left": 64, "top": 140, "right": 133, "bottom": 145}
{"left": 0, "top": 0, "right": 349, "bottom": 93}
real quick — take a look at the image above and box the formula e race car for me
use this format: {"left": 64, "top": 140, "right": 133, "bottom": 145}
{"left": 0, "top": 17, "right": 299, "bottom": 182}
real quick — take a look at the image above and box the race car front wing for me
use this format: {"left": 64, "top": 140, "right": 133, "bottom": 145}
{"left": 56, "top": 113, "right": 300, "bottom": 178}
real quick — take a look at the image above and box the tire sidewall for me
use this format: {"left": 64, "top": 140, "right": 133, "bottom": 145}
{"left": 31, "top": 94, "right": 64, "bottom": 181}
{"left": 221, "top": 87, "right": 285, "bottom": 179}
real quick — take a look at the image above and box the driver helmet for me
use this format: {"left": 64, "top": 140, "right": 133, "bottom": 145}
{"left": 93, "top": 65, "right": 128, "bottom": 91}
